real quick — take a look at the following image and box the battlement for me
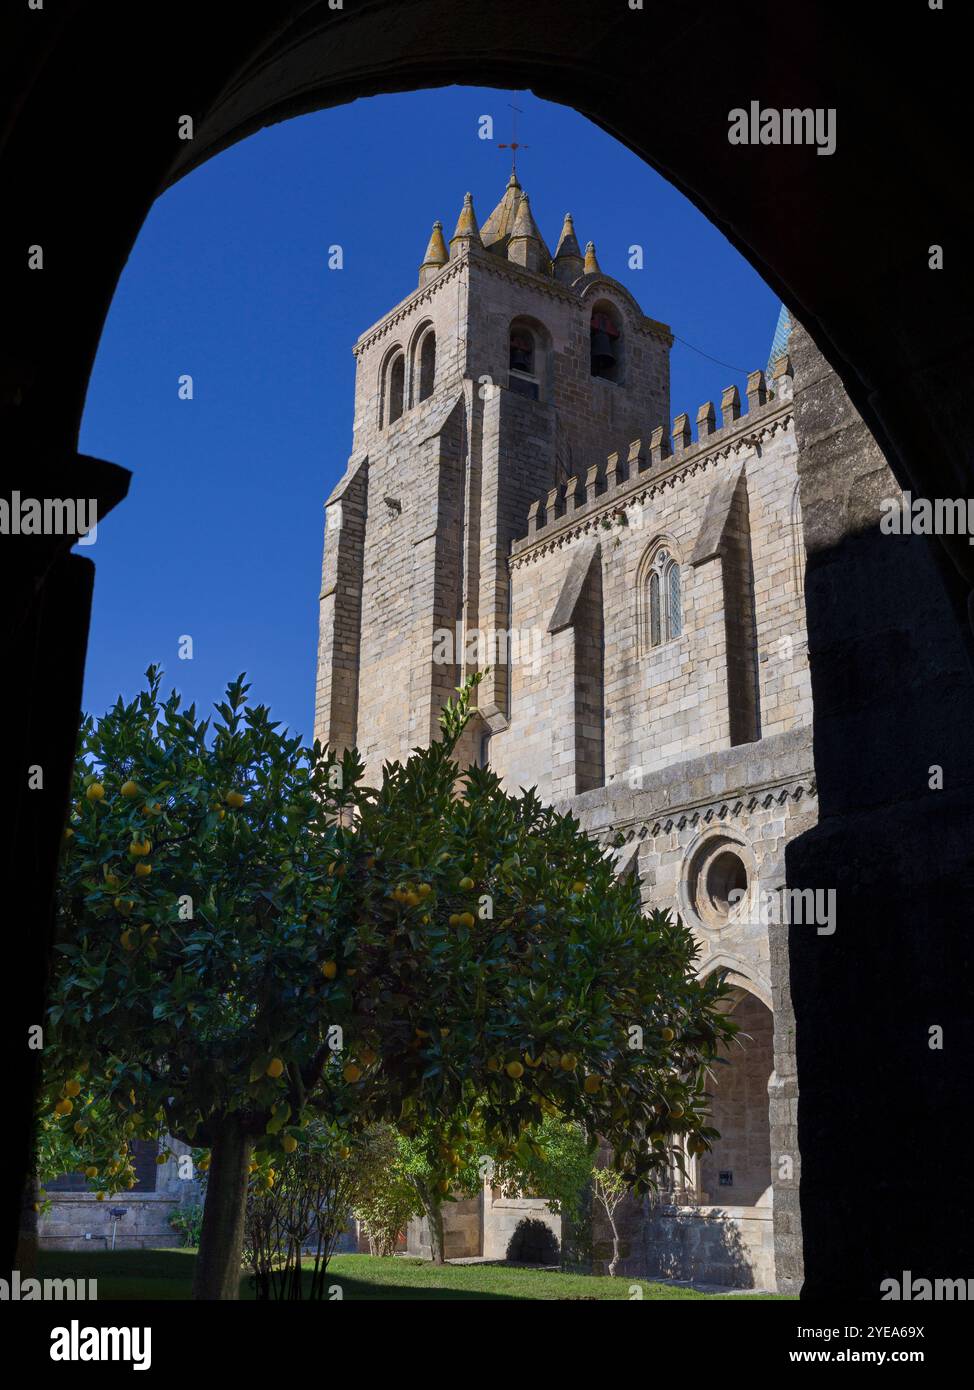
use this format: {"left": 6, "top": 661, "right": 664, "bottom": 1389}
{"left": 513, "top": 356, "right": 793, "bottom": 558}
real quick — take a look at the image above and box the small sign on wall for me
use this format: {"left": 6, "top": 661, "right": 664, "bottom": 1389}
{"left": 719, "top": 1171, "right": 734, "bottom": 1187}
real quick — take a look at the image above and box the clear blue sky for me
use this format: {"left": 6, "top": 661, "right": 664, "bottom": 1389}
{"left": 79, "top": 85, "right": 780, "bottom": 743}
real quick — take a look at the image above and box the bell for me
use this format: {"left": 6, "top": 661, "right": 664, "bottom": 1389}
{"left": 509, "top": 339, "right": 533, "bottom": 373}
{"left": 591, "top": 328, "right": 616, "bottom": 373}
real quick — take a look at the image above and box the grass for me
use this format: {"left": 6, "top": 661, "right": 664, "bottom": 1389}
{"left": 36, "top": 1248, "right": 792, "bottom": 1300}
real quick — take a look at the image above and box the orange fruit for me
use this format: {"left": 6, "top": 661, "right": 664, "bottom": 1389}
{"left": 583, "top": 1074, "right": 602, "bottom": 1094}
{"left": 86, "top": 782, "right": 105, "bottom": 802}
{"left": 226, "top": 791, "right": 245, "bottom": 809}
{"left": 266, "top": 1058, "right": 285, "bottom": 1079}
{"left": 320, "top": 960, "right": 338, "bottom": 980}
{"left": 505, "top": 1061, "right": 524, "bottom": 1080}
{"left": 120, "top": 780, "right": 139, "bottom": 799}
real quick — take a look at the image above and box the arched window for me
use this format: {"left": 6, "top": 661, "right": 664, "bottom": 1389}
{"left": 418, "top": 330, "right": 436, "bottom": 401}
{"left": 668, "top": 558, "right": 682, "bottom": 637}
{"left": 590, "top": 302, "right": 623, "bottom": 382}
{"left": 639, "top": 544, "right": 683, "bottom": 652}
{"left": 649, "top": 570, "right": 661, "bottom": 647}
{"left": 508, "top": 322, "right": 539, "bottom": 400}
{"left": 383, "top": 349, "right": 405, "bottom": 426}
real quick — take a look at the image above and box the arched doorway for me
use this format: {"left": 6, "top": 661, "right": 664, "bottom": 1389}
{"left": 698, "top": 989, "right": 773, "bottom": 1209}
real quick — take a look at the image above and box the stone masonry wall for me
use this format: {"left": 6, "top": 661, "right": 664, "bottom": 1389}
{"left": 491, "top": 373, "right": 811, "bottom": 798}
{"left": 39, "top": 1137, "right": 200, "bottom": 1253}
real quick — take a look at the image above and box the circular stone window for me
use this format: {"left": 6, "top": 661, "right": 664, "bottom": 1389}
{"left": 686, "top": 836, "right": 750, "bottom": 929}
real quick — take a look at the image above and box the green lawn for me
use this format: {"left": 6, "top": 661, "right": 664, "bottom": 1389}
{"left": 37, "top": 1248, "right": 791, "bottom": 1300}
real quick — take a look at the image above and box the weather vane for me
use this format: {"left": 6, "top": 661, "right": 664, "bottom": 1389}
{"left": 498, "top": 100, "right": 529, "bottom": 174}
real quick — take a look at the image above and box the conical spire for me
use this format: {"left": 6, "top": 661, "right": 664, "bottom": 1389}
{"left": 511, "top": 192, "right": 541, "bottom": 241}
{"left": 418, "top": 219, "right": 448, "bottom": 286}
{"left": 583, "top": 240, "right": 601, "bottom": 275}
{"left": 480, "top": 171, "right": 523, "bottom": 252}
{"left": 449, "top": 192, "right": 482, "bottom": 256}
{"left": 505, "top": 193, "right": 544, "bottom": 273}
{"left": 507, "top": 192, "right": 550, "bottom": 273}
{"left": 553, "top": 212, "right": 584, "bottom": 283}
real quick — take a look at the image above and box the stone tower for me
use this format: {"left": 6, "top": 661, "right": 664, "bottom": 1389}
{"left": 314, "top": 173, "right": 673, "bottom": 779}
{"left": 315, "top": 173, "right": 817, "bottom": 1293}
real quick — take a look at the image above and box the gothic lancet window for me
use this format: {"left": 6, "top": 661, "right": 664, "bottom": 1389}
{"left": 590, "top": 304, "right": 622, "bottom": 381}
{"left": 649, "top": 570, "right": 661, "bottom": 646}
{"left": 508, "top": 322, "right": 540, "bottom": 399}
{"left": 418, "top": 330, "right": 436, "bottom": 402}
{"left": 640, "top": 544, "right": 683, "bottom": 653}
{"left": 387, "top": 352, "right": 405, "bottom": 424}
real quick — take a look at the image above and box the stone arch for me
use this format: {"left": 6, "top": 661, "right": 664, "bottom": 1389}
{"left": 698, "top": 952, "right": 773, "bottom": 1012}
{"left": 507, "top": 313, "right": 551, "bottom": 402}
{"left": 5, "top": 0, "right": 974, "bottom": 1300}
{"left": 407, "top": 319, "right": 436, "bottom": 406}
{"left": 588, "top": 296, "right": 624, "bottom": 383}
{"left": 379, "top": 344, "right": 405, "bottom": 427}
{"left": 696, "top": 984, "right": 774, "bottom": 1210}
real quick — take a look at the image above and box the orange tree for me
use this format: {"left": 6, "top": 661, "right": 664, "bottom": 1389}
{"left": 48, "top": 666, "right": 735, "bottom": 1299}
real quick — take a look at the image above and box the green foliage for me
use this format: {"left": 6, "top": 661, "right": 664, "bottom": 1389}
{"left": 494, "top": 1116, "right": 595, "bottom": 1226}
{"left": 35, "top": 1074, "right": 145, "bottom": 1202}
{"left": 169, "top": 1203, "right": 204, "bottom": 1248}
{"left": 591, "top": 1164, "right": 629, "bottom": 1212}
{"left": 48, "top": 665, "right": 736, "bottom": 1217}
{"left": 351, "top": 1126, "right": 423, "bottom": 1256}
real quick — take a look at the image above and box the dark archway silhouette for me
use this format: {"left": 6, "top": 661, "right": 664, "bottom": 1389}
{"left": 4, "top": 0, "right": 973, "bottom": 1297}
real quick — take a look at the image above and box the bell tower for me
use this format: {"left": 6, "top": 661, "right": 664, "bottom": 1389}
{"left": 314, "top": 174, "right": 672, "bottom": 779}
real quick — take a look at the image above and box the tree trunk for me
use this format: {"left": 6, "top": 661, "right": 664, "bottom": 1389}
{"left": 414, "top": 1180, "right": 446, "bottom": 1265}
{"left": 607, "top": 1213, "right": 621, "bottom": 1278}
{"left": 192, "top": 1117, "right": 253, "bottom": 1300}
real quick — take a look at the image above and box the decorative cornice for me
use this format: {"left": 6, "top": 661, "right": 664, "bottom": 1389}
{"left": 586, "top": 772, "right": 817, "bottom": 849}
{"left": 352, "top": 258, "right": 466, "bottom": 356}
{"left": 510, "top": 403, "right": 794, "bottom": 570}
{"left": 469, "top": 252, "right": 672, "bottom": 341}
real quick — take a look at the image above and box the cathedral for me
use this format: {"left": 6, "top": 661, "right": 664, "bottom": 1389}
{"left": 314, "top": 171, "right": 818, "bottom": 1291}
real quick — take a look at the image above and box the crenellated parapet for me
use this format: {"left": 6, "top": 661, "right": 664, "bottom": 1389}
{"left": 512, "top": 355, "right": 793, "bottom": 564}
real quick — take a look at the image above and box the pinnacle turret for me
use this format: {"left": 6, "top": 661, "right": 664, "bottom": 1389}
{"left": 553, "top": 213, "right": 584, "bottom": 283}
{"left": 449, "top": 192, "right": 482, "bottom": 256}
{"left": 418, "top": 220, "right": 448, "bottom": 286}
